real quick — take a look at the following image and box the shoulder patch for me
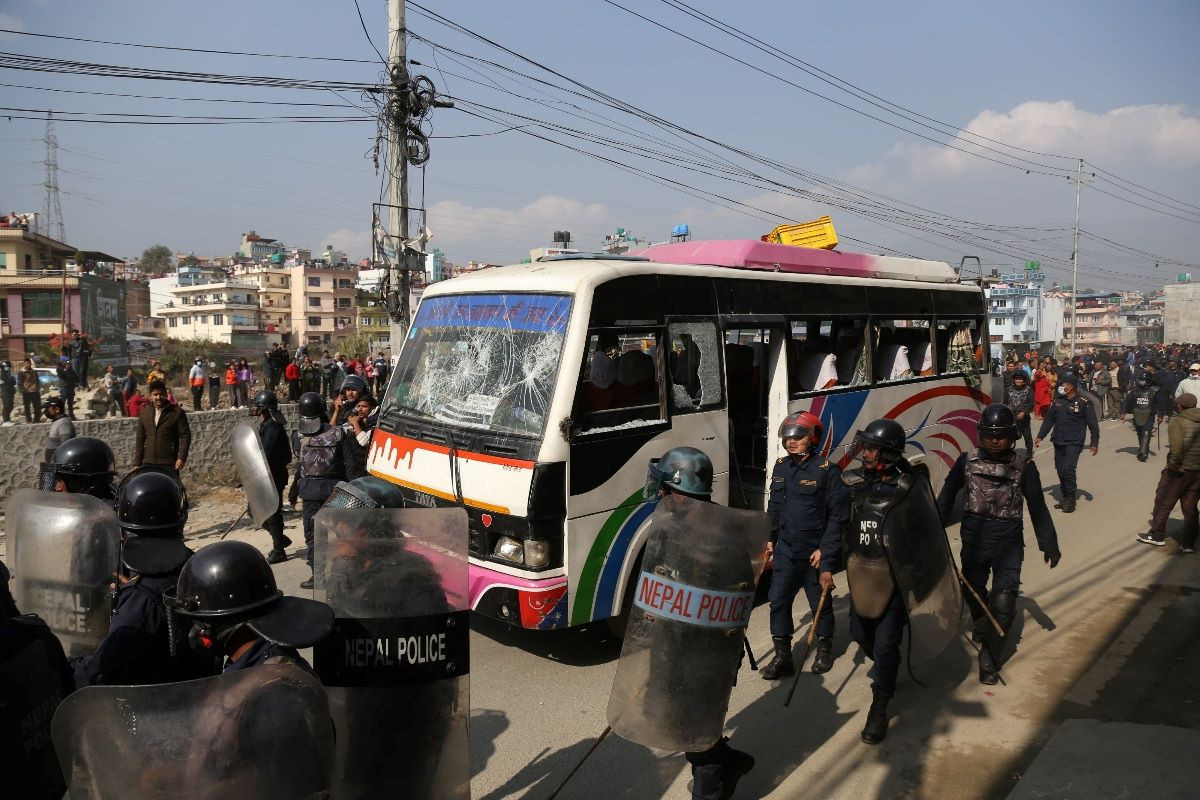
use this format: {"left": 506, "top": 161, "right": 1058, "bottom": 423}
{"left": 776, "top": 457, "right": 786, "bottom": 464}
{"left": 818, "top": 460, "right": 830, "bottom": 469}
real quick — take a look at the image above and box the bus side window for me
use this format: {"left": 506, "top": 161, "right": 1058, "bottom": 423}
{"left": 573, "top": 329, "right": 664, "bottom": 432}
{"left": 788, "top": 319, "right": 838, "bottom": 394}
{"left": 667, "top": 321, "right": 724, "bottom": 412}
{"left": 874, "top": 320, "right": 932, "bottom": 382}
{"left": 937, "top": 319, "right": 983, "bottom": 382}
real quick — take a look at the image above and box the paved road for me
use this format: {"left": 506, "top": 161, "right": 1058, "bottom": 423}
{"left": 3, "top": 416, "right": 1195, "bottom": 799}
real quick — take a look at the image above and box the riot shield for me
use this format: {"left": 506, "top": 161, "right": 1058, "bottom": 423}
{"left": 51, "top": 664, "right": 335, "bottom": 800}
{"left": 881, "top": 473, "right": 963, "bottom": 659}
{"left": 313, "top": 505, "right": 470, "bottom": 800}
{"left": 0, "top": 619, "right": 73, "bottom": 800}
{"left": 7, "top": 488, "right": 120, "bottom": 657}
{"left": 230, "top": 418, "right": 280, "bottom": 527}
{"left": 606, "top": 494, "right": 769, "bottom": 753}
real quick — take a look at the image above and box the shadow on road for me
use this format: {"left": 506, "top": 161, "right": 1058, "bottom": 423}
{"left": 470, "top": 709, "right": 510, "bottom": 778}
{"left": 487, "top": 728, "right": 670, "bottom": 800}
{"left": 470, "top": 614, "right": 622, "bottom": 667}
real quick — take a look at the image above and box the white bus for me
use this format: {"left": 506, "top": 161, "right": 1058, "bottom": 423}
{"left": 369, "top": 239, "right": 991, "bottom": 632}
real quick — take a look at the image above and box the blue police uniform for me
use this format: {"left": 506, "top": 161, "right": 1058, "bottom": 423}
{"left": 224, "top": 637, "right": 311, "bottom": 673}
{"left": 766, "top": 453, "right": 848, "bottom": 639}
{"left": 1036, "top": 393, "right": 1099, "bottom": 500}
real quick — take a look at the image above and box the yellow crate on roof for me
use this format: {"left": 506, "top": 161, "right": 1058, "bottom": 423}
{"left": 761, "top": 215, "right": 838, "bottom": 250}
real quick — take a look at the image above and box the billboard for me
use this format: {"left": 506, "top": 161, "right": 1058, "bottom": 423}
{"left": 78, "top": 274, "right": 128, "bottom": 367}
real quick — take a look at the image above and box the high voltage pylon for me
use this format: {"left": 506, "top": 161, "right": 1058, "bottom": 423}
{"left": 42, "top": 110, "right": 65, "bottom": 242}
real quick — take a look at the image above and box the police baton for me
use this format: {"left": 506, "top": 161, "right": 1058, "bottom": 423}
{"left": 955, "top": 566, "right": 1006, "bottom": 639}
{"left": 545, "top": 725, "right": 611, "bottom": 800}
{"left": 784, "top": 582, "right": 830, "bottom": 708}
{"left": 219, "top": 508, "right": 249, "bottom": 540}
{"left": 743, "top": 636, "right": 759, "bottom": 671}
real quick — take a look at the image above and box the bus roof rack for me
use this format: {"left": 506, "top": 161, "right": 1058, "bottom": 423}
{"left": 628, "top": 239, "right": 958, "bottom": 283}
{"left": 537, "top": 252, "right": 650, "bottom": 262}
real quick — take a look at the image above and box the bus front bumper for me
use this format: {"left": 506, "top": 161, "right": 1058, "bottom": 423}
{"left": 469, "top": 565, "right": 569, "bottom": 630}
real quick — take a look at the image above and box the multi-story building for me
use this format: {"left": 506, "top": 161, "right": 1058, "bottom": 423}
{"left": 1119, "top": 309, "right": 1163, "bottom": 346}
{"left": 238, "top": 231, "right": 284, "bottom": 261}
{"left": 356, "top": 296, "right": 391, "bottom": 353}
{"left": 290, "top": 263, "right": 357, "bottom": 346}
{"left": 157, "top": 280, "right": 260, "bottom": 344}
{"left": 230, "top": 260, "right": 292, "bottom": 337}
{"left": 985, "top": 269, "right": 1064, "bottom": 356}
{"left": 1164, "top": 281, "right": 1200, "bottom": 343}
{"left": 1064, "top": 293, "right": 1122, "bottom": 349}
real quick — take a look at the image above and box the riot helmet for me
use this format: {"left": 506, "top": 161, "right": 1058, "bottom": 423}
{"left": 165, "top": 541, "right": 334, "bottom": 650}
{"left": 42, "top": 395, "right": 64, "bottom": 416}
{"left": 341, "top": 374, "right": 368, "bottom": 397}
{"left": 116, "top": 470, "right": 191, "bottom": 574}
{"left": 1137, "top": 371, "right": 1153, "bottom": 388}
{"left": 43, "top": 436, "right": 117, "bottom": 497}
{"left": 850, "top": 418, "right": 907, "bottom": 466}
{"left": 777, "top": 411, "right": 823, "bottom": 443}
{"left": 297, "top": 391, "right": 326, "bottom": 435}
{"left": 644, "top": 446, "right": 714, "bottom": 500}
{"left": 322, "top": 475, "right": 406, "bottom": 511}
{"left": 251, "top": 389, "right": 279, "bottom": 415}
{"left": 977, "top": 404, "right": 1017, "bottom": 456}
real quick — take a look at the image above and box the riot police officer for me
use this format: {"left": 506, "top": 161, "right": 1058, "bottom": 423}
{"left": 165, "top": 540, "right": 334, "bottom": 671}
{"left": 842, "top": 419, "right": 961, "bottom": 745}
{"left": 71, "top": 471, "right": 218, "bottom": 688}
{"left": 763, "top": 411, "right": 847, "bottom": 679}
{"left": 1120, "top": 371, "right": 1162, "bottom": 462}
{"left": 42, "top": 436, "right": 117, "bottom": 499}
{"left": 294, "top": 391, "right": 366, "bottom": 588}
{"left": 1035, "top": 373, "right": 1099, "bottom": 513}
{"left": 936, "top": 404, "right": 1060, "bottom": 684}
{"left": 1, "top": 558, "right": 75, "bottom": 799}
{"left": 251, "top": 389, "right": 293, "bottom": 563}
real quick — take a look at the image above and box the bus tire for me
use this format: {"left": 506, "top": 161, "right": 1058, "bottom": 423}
{"left": 605, "top": 548, "right": 644, "bottom": 640}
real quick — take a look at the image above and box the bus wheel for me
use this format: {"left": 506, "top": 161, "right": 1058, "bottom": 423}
{"left": 605, "top": 549, "right": 644, "bottom": 640}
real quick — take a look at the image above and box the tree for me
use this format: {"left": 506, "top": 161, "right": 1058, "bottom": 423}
{"left": 140, "top": 244, "right": 173, "bottom": 274}
{"left": 181, "top": 253, "right": 201, "bottom": 267}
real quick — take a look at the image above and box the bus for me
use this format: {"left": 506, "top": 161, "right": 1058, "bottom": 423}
{"left": 369, "top": 239, "right": 992, "bottom": 633}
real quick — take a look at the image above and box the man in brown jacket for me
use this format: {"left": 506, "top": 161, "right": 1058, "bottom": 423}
{"left": 1137, "top": 392, "right": 1200, "bottom": 553}
{"left": 134, "top": 381, "right": 191, "bottom": 474}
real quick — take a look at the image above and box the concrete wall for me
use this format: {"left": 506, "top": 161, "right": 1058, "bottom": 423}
{"left": 0, "top": 405, "right": 298, "bottom": 506}
{"left": 1164, "top": 283, "right": 1200, "bottom": 343}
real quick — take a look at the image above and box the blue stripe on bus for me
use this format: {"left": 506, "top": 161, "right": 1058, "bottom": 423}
{"left": 593, "top": 500, "right": 658, "bottom": 619}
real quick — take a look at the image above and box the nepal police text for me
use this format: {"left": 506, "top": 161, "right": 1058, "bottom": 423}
{"left": 860, "top": 519, "right": 889, "bottom": 547}
{"left": 27, "top": 584, "right": 95, "bottom": 634}
{"left": 344, "top": 632, "right": 449, "bottom": 668}
{"left": 634, "top": 572, "right": 755, "bottom": 629}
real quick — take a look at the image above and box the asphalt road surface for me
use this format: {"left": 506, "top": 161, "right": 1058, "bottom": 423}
{"left": 3, "top": 416, "right": 1195, "bottom": 799}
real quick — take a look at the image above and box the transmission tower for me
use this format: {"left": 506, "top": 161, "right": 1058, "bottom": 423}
{"left": 42, "top": 110, "right": 65, "bottom": 242}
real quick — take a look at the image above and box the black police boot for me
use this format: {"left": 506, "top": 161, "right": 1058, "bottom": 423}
{"left": 978, "top": 646, "right": 1000, "bottom": 685}
{"left": 266, "top": 548, "right": 288, "bottom": 565}
{"left": 299, "top": 569, "right": 316, "bottom": 590}
{"left": 1138, "top": 431, "right": 1151, "bottom": 461}
{"left": 759, "top": 637, "right": 794, "bottom": 680}
{"left": 860, "top": 689, "right": 890, "bottom": 745}
{"left": 811, "top": 635, "right": 835, "bottom": 674}
{"left": 1061, "top": 493, "right": 1076, "bottom": 513}
{"left": 718, "top": 746, "right": 755, "bottom": 800}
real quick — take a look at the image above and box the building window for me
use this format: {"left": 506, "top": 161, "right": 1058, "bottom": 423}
{"left": 337, "top": 317, "right": 351, "bottom": 327}
{"left": 338, "top": 279, "right": 354, "bottom": 289}
{"left": 181, "top": 316, "right": 191, "bottom": 325}
{"left": 212, "top": 314, "right": 224, "bottom": 325}
{"left": 169, "top": 317, "right": 178, "bottom": 328}
{"left": 200, "top": 316, "right": 209, "bottom": 324}
{"left": 307, "top": 277, "right": 320, "bottom": 287}
{"left": 336, "top": 298, "right": 352, "bottom": 309}
{"left": 308, "top": 316, "right": 322, "bottom": 327}
{"left": 309, "top": 297, "right": 321, "bottom": 307}
{"left": 360, "top": 317, "right": 373, "bottom": 327}
{"left": 20, "top": 291, "right": 61, "bottom": 320}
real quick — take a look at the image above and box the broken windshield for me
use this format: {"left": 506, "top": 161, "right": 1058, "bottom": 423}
{"left": 383, "top": 293, "right": 573, "bottom": 437}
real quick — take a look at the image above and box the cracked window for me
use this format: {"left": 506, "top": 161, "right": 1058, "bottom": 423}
{"left": 666, "top": 321, "right": 723, "bottom": 412}
{"left": 384, "top": 293, "right": 572, "bottom": 436}
{"left": 573, "top": 329, "right": 664, "bottom": 434}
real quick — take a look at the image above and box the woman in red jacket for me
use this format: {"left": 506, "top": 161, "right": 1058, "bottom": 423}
{"left": 284, "top": 359, "right": 301, "bottom": 402}
{"left": 1032, "top": 359, "right": 1053, "bottom": 419}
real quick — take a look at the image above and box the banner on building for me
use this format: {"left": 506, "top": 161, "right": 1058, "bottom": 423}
{"left": 78, "top": 274, "right": 128, "bottom": 367}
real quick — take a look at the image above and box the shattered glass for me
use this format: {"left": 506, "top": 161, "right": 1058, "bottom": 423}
{"left": 384, "top": 293, "right": 572, "bottom": 436}
{"left": 667, "top": 321, "right": 723, "bottom": 411}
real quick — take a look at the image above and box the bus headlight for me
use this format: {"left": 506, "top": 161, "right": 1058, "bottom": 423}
{"left": 494, "top": 536, "right": 524, "bottom": 564}
{"left": 524, "top": 539, "right": 550, "bottom": 568}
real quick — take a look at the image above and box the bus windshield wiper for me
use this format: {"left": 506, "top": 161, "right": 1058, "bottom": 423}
{"left": 387, "top": 403, "right": 434, "bottom": 419}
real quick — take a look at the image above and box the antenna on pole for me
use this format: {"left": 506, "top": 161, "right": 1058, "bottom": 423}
{"left": 43, "top": 110, "right": 65, "bottom": 242}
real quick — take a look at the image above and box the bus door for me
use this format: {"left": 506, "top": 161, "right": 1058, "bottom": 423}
{"left": 723, "top": 323, "right": 789, "bottom": 510}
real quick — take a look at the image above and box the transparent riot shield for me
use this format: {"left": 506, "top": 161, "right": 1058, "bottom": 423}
{"left": 606, "top": 494, "right": 769, "bottom": 753}
{"left": 313, "top": 506, "right": 470, "bottom": 800}
{"left": 882, "top": 473, "right": 963, "bottom": 659}
{"left": 230, "top": 418, "right": 280, "bottom": 527}
{"left": 7, "top": 488, "right": 120, "bottom": 657}
{"left": 51, "top": 664, "right": 335, "bottom": 800}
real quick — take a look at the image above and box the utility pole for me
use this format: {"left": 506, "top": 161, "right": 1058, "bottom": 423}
{"left": 43, "top": 110, "right": 69, "bottom": 342}
{"left": 386, "top": 0, "right": 408, "bottom": 355}
{"left": 1070, "top": 157, "right": 1082, "bottom": 358}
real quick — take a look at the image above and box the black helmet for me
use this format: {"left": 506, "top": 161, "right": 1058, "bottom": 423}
{"left": 165, "top": 541, "right": 334, "bottom": 648}
{"left": 42, "top": 395, "right": 64, "bottom": 413}
{"left": 978, "top": 403, "right": 1018, "bottom": 442}
{"left": 53, "top": 436, "right": 116, "bottom": 479}
{"left": 251, "top": 389, "right": 279, "bottom": 413}
{"left": 117, "top": 471, "right": 191, "bottom": 574}
{"left": 1137, "top": 371, "right": 1153, "bottom": 387}
{"left": 851, "top": 418, "right": 907, "bottom": 464}
{"left": 341, "top": 374, "right": 368, "bottom": 395}
{"left": 322, "top": 476, "right": 406, "bottom": 510}
{"left": 644, "top": 446, "right": 714, "bottom": 500}
{"left": 298, "top": 391, "right": 326, "bottom": 435}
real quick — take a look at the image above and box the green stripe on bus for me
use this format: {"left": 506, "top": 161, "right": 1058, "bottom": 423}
{"left": 570, "top": 488, "right": 644, "bottom": 625}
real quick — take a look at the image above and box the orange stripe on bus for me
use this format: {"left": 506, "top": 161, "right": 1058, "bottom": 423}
{"left": 372, "top": 430, "right": 536, "bottom": 469}
{"left": 366, "top": 469, "right": 512, "bottom": 515}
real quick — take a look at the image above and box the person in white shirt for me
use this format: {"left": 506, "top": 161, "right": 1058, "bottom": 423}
{"left": 1175, "top": 363, "right": 1200, "bottom": 399}
{"left": 102, "top": 365, "right": 123, "bottom": 417}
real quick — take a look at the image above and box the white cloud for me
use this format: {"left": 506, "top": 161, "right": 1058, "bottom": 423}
{"left": 318, "top": 227, "right": 371, "bottom": 261}
{"left": 896, "top": 101, "right": 1200, "bottom": 176}
{"left": 0, "top": 13, "right": 24, "bottom": 39}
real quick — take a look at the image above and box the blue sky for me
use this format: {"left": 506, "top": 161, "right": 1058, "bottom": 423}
{"left": 1, "top": 0, "right": 1198, "bottom": 290}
